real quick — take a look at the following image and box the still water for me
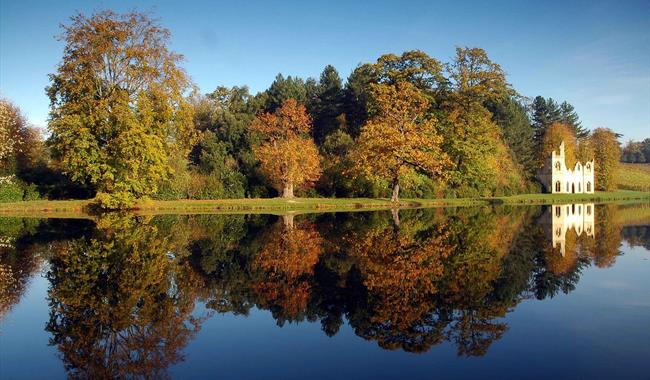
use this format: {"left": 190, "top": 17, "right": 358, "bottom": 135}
{"left": 0, "top": 203, "right": 648, "bottom": 379}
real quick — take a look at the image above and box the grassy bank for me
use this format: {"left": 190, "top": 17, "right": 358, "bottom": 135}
{"left": 0, "top": 190, "right": 648, "bottom": 217}
{"left": 616, "top": 163, "right": 650, "bottom": 191}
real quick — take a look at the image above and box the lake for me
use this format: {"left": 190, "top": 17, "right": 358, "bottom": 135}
{"left": 0, "top": 203, "right": 649, "bottom": 379}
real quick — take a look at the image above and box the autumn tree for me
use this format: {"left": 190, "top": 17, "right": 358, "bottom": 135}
{"left": 47, "top": 11, "right": 197, "bottom": 208}
{"left": 621, "top": 139, "right": 650, "bottom": 163}
{"left": 251, "top": 99, "right": 321, "bottom": 198}
{"left": 0, "top": 99, "right": 23, "bottom": 172}
{"left": 590, "top": 128, "right": 621, "bottom": 191}
{"left": 343, "top": 51, "right": 446, "bottom": 137}
{"left": 539, "top": 122, "right": 578, "bottom": 169}
{"left": 0, "top": 98, "right": 44, "bottom": 176}
{"left": 354, "top": 82, "right": 450, "bottom": 202}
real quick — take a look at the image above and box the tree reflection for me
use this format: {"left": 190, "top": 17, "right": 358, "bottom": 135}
{"left": 252, "top": 214, "right": 324, "bottom": 323}
{"left": 3, "top": 202, "right": 646, "bottom": 366}
{"left": 345, "top": 210, "right": 452, "bottom": 352}
{"left": 45, "top": 214, "right": 204, "bottom": 379}
{"left": 188, "top": 204, "right": 642, "bottom": 356}
{"left": 0, "top": 218, "right": 41, "bottom": 320}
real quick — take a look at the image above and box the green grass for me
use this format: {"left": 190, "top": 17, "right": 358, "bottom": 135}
{"left": 616, "top": 163, "right": 650, "bottom": 191}
{"left": 0, "top": 190, "right": 648, "bottom": 217}
{"left": 491, "top": 190, "right": 650, "bottom": 205}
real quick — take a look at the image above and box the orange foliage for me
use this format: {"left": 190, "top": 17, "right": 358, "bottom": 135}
{"left": 251, "top": 98, "right": 312, "bottom": 140}
{"left": 251, "top": 99, "right": 322, "bottom": 197}
{"left": 252, "top": 217, "right": 323, "bottom": 318}
{"left": 354, "top": 82, "right": 450, "bottom": 200}
{"left": 350, "top": 221, "right": 453, "bottom": 330}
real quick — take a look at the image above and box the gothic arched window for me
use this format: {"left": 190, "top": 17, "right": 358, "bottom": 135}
{"left": 587, "top": 182, "right": 591, "bottom": 192}
{"left": 555, "top": 181, "right": 561, "bottom": 192}
{"left": 555, "top": 161, "right": 561, "bottom": 171}
{"left": 555, "top": 206, "right": 561, "bottom": 217}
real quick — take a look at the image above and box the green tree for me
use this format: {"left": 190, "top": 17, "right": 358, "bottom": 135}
{"left": 370, "top": 50, "right": 445, "bottom": 93}
{"left": 531, "top": 96, "right": 562, "bottom": 143}
{"left": 559, "top": 101, "right": 589, "bottom": 139}
{"left": 191, "top": 86, "right": 265, "bottom": 196}
{"left": 311, "top": 65, "right": 345, "bottom": 144}
{"left": 343, "top": 64, "right": 375, "bottom": 137}
{"left": 265, "top": 74, "right": 310, "bottom": 112}
{"left": 486, "top": 96, "right": 536, "bottom": 178}
{"left": 440, "top": 47, "right": 518, "bottom": 196}
{"left": 195, "top": 131, "right": 246, "bottom": 198}
{"left": 47, "top": 11, "right": 197, "bottom": 209}
{"left": 532, "top": 97, "right": 588, "bottom": 149}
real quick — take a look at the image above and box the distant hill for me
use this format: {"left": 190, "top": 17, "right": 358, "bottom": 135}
{"left": 617, "top": 163, "right": 650, "bottom": 191}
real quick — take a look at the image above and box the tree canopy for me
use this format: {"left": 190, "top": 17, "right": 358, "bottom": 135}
{"left": 353, "top": 82, "right": 450, "bottom": 202}
{"left": 46, "top": 10, "right": 197, "bottom": 208}
{"left": 251, "top": 99, "right": 322, "bottom": 198}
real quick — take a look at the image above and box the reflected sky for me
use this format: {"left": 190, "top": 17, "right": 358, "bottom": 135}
{"left": 0, "top": 203, "right": 648, "bottom": 379}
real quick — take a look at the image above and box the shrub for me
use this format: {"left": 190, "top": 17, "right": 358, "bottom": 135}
{"left": 0, "top": 175, "right": 41, "bottom": 203}
{"left": 0, "top": 179, "right": 23, "bottom": 203}
{"left": 92, "top": 191, "right": 136, "bottom": 210}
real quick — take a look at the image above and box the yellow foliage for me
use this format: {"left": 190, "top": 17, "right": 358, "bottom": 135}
{"left": 540, "top": 122, "right": 578, "bottom": 168}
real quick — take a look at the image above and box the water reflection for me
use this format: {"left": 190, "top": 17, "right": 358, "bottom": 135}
{"left": 0, "top": 203, "right": 648, "bottom": 377}
{"left": 44, "top": 215, "right": 206, "bottom": 379}
{"left": 546, "top": 203, "right": 595, "bottom": 256}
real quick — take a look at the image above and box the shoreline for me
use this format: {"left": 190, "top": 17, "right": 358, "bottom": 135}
{"left": 0, "top": 191, "right": 648, "bottom": 218}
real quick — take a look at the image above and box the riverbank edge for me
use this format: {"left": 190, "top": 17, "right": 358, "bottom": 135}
{"left": 0, "top": 191, "right": 648, "bottom": 217}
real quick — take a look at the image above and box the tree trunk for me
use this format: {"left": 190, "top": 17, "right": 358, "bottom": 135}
{"left": 391, "top": 208, "right": 400, "bottom": 228}
{"left": 391, "top": 176, "right": 400, "bottom": 203}
{"left": 282, "top": 182, "right": 294, "bottom": 198}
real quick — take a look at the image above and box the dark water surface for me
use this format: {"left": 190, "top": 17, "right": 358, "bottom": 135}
{"left": 0, "top": 203, "right": 648, "bottom": 379}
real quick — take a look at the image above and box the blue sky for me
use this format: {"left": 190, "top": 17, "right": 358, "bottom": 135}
{"left": 1, "top": 0, "right": 649, "bottom": 140}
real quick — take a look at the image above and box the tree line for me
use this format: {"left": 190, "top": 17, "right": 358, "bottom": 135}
{"left": 621, "top": 139, "right": 650, "bottom": 163}
{"left": 0, "top": 10, "right": 625, "bottom": 208}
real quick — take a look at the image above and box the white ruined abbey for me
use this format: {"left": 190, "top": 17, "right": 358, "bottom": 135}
{"left": 538, "top": 141, "right": 595, "bottom": 194}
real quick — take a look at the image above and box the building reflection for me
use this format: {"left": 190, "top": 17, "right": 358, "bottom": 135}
{"left": 545, "top": 203, "right": 596, "bottom": 256}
